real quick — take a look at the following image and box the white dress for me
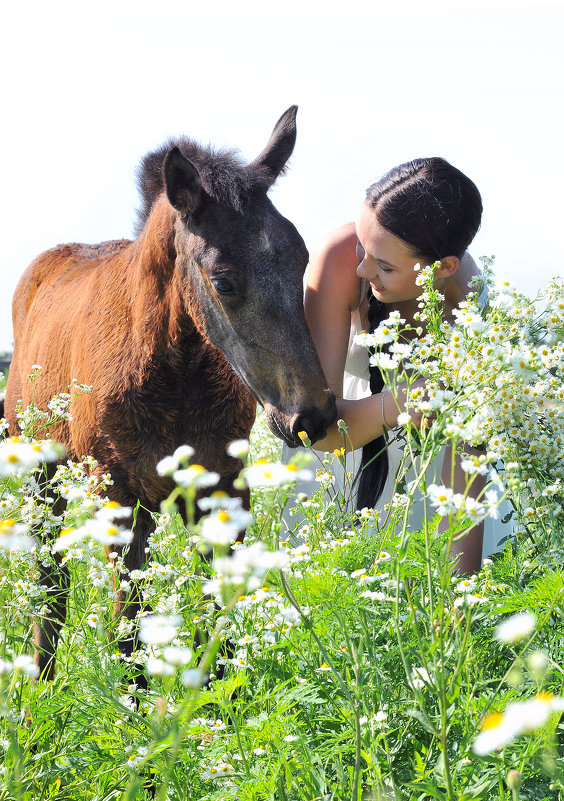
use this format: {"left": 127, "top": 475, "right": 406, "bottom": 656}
{"left": 282, "top": 290, "right": 510, "bottom": 559}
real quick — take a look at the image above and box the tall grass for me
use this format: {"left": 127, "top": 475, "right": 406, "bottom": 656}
{"left": 1, "top": 267, "right": 564, "bottom": 800}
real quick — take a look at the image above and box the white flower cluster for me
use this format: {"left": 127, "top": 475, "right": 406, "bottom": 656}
{"left": 0, "top": 517, "right": 36, "bottom": 552}
{"left": 224, "top": 586, "right": 305, "bottom": 655}
{"left": 279, "top": 522, "right": 358, "bottom": 566}
{"left": 52, "top": 502, "right": 133, "bottom": 552}
{"left": 199, "top": 503, "right": 253, "bottom": 548}
{"left": 0, "top": 436, "right": 63, "bottom": 477}
{"left": 205, "top": 542, "right": 290, "bottom": 604}
{"left": 12, "top": 378, "right": 92, "bottom": 437}
{"left": 356, "top": 271, "right": 564, "bottom": 541}
{"left": 353, "top": 311, "right": 409, "bottom": 372}
{"left": 134, "top": 613, "right": 196, "bottom": 677}
{"left": 349, "top": 556, "right": 398, "bottom": 602}
{"left": 156, "top": 444, "right": 225, "bottom": 490}
{"left": 244, "top": 459, "right": 313, "bottom": 488}
{"left": 427, "top": 484, "right": 499, "bottom": 524}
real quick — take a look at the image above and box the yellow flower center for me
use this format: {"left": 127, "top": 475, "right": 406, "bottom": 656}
{"left": 481, "top": 712, "right": 503, "bottom": 730}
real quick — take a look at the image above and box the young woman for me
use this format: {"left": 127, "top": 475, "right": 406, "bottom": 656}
{"left": 302, "top": 157, "right": 488, "bottom": 573}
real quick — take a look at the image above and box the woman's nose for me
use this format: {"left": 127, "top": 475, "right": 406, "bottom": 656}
{"left": 356, "top": 257, "right": 369, "bottom": 278}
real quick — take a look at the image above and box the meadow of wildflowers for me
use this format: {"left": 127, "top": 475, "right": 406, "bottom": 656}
{"left": 1, "top": 265, "right": 564, "bottom": 800}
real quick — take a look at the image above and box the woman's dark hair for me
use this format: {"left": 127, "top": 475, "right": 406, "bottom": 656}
{"left": 355, "top": 157, "right": 482, "bottom": 511}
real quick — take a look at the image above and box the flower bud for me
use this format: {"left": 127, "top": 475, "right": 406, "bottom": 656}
{"left": 506, "top": 770, "right": 521, "bottom": 791}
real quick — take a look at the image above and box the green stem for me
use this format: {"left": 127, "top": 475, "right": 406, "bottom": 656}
{"left": 225, "top": 705, "right": 253, "bottom": 779}
{"left": 279, "top": 571, "right": 354, "bottom": 705}
{"left": 351, "top": 689, "right": 362, "bottom": 801}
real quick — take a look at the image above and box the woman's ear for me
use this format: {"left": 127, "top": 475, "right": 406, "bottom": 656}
{"left": 435, "top": 256, "right": 459, "bottom": 278}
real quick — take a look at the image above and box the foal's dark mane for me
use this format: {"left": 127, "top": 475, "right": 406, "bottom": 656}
{"left": 135, "top": 138, "right": 275, "bottom": 234}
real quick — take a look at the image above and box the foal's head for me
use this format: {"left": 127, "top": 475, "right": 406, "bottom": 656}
{"left": 136, "top": 107, "right": 336, "bottom": 447}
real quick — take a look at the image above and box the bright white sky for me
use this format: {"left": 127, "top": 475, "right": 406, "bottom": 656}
{"left": 1, "top": 0, "right": 562, "bottom": 352}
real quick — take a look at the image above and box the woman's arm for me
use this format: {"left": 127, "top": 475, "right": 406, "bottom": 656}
{"left": 312, "top": 386, "right": 423, "bottom": 452}
{"left": 304, "top": 222, "right": 361, "bottom": 396}
{"left": 314, "top": 392, "right": 392, "bottom": 452}
{"left": 441, "top": 443, "right": 485, "bottom": 575}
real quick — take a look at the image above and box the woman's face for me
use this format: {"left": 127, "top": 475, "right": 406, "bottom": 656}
{"left": 355, "top": 203, "right": 425, "bottom": 305}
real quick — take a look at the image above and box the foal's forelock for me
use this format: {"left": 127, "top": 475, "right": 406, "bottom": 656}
{"left": 135, "top": 139, "right": 272, "bottom": 237}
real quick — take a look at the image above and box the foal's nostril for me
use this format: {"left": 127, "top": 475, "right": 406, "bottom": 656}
{"left": 292, "top": 415, "right": 315, "bottom": 441}
{"left": 292, "top": 404, "right": 334, "bottom": 446}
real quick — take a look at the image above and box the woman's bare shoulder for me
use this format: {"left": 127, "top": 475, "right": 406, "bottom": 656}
{"left": 306, "top": 222, "right": 361, "bottom": 309}
{"left": 315, "top": 221, "right": 358, "bottom": 258}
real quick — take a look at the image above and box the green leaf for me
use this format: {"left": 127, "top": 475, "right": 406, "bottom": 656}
{"left": 404, "top": 707, "right": 439, "bottom": 736}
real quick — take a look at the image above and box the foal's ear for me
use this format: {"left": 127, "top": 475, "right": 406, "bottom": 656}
{"left": 163, "top": 147, "right": 202, "bottom": 215}
{"left": 247, "top": 105, "right": 298, "bottom": 188}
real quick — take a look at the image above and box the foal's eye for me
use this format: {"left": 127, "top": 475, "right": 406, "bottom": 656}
{"left": 211, "top": 277, "right": 236, "bottom": 296}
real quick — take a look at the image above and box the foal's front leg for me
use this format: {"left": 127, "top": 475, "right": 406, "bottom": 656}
{"left": 112, "top": 506, "right": 155, "bottom": 664}
{"left": 34, "top": 552, "right": 70, "bottom": 680}
{"left": 33, "top": 469, "right": 70, "bottom": 680}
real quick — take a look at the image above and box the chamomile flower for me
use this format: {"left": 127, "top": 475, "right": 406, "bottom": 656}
{"left": 173, "top": 465, "right": 220, "bottom": 489}
{"left": 494, "top": 611, "right": 536, "bottom": 644}
{"left": 138, "top": 613, "right": 182, "bottom": 646}
{"left": 199, "top": 506, "right": 253, "bottom": 547}
{"left": 0, "top": 518, "right": 36, "bottom": 551}
{"left": 13, "top": 654, "right": 39, "bottom": 679}
{"left": 156, "top": 445, "right": 195, "bottom": 476}
{"left": 0, "top": 437, "right": 62, "bottom": 476}
{"left": 52, "top": 514, "right": 133, "bottom": 552}
{"left": 226, "top": 439, "right": 249, "bottom": 459}
{"left": 427, "top": 484, "right": 464, "bottom": 516}
{"left": 472, "top": 693, "right": 564, "bottom": 755}
{"left": 244, "top": 460, "right": 312, "bottom": 488}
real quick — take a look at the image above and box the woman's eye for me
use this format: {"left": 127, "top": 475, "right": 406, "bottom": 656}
{"left": 378, "top": 262, "right": 392, "bottom": 273}
{"left": 211, "top": 277, "right": 236, "bottom": 295}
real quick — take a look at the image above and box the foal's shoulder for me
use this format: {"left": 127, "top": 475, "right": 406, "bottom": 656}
{"left": 19, "top": 239, "right": 130, "bottom": 285}
{"left": 12, "top": 239, "right": 132, "bottom": 322}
